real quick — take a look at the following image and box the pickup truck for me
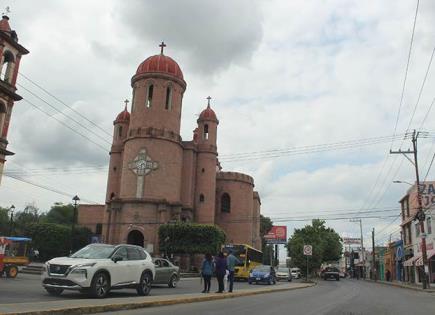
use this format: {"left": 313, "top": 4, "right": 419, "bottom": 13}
{"left": 322, "top": 267, "right": 340, "bottom": 281}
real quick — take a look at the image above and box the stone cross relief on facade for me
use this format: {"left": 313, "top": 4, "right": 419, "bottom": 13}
{"left": 128, "top": 148, "right": 158, "bottom": 198}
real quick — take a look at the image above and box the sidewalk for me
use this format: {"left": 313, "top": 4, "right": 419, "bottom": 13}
{"left": 0, "top": 282, "right": 315, "bottom": 315}
{"left": 365, "top": 279, "right": 435, "bottom": 293}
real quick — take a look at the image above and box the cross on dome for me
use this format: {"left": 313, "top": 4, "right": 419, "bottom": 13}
{"left": 159, "top": 41, "right": 166, "bottom": 55}
{"left": 124, "top": 99, "right": 129, "bottom": 109}
{"left": 206, "top": 96, "right": 211, "bottom": 108}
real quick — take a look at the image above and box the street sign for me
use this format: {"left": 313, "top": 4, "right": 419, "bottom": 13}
{"left": 303, "top": 245, "right": 312, "bottom": 256}
{"left": 264, "top": 226, "right": 287, "bottom": 244}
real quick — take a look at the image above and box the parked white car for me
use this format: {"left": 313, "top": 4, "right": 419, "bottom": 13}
{"left": 41, "top": 244, "right": 155, "bottom": 298}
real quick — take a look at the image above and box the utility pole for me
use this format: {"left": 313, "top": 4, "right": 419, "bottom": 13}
{"left": 390, "top": 130, "right": 429, "bottom": 289}
{"left": 372, "top": 228, "right": 376, "bottom": 281}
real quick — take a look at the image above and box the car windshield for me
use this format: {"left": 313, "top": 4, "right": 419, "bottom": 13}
{"left": 254, "top": 266, "right": 270, "bottom": 272}
{"left": 277, "top": 268, "right": 288, "bottom": 272}
{"left": 70, "top": 245, "right": 115, "bottom": 259}
{"left": 325, "top": 267, "right": 339, "bottom": 272}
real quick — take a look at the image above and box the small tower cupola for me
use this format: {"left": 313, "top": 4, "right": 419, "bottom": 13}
{"left": 197, "top": 96, "right": 219, "bottom": 145}
{"left": 113, "top": 99, "right": 130, "bottom": 144}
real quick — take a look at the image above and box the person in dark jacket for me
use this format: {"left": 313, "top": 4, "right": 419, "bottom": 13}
{"left": 214, "top": 252, "right": 227, "bottom": 293}
{"left": 201, "top": 253, "right": 214, "bottom": 293}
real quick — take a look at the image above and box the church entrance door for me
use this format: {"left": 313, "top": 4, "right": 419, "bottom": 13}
{"left": 127, "top": 230, "right": 144, "bottom": 247}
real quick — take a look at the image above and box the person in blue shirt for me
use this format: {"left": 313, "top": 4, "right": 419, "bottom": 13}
{"left": 201, "top": 253, "right": 214, "bottom": 293}
{"left": 226, "top": 250, "right": 241, "bottom": 292}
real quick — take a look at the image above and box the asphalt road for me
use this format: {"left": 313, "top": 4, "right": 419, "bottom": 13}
{"left": 104, "top": 279, "right": 435, "bottom": 315}
{"left": 0, "top": 273, "right": 293, "bottom": 304}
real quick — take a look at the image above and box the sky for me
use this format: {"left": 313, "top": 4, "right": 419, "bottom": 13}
{"left": 1, "top": 0, "right": 435, "bottom": 253}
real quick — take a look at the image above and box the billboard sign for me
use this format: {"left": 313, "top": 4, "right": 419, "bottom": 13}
{"left": 264, "top": 226, "right": 287, "bottom": 244}
{"left": 342, "top": 237, "right": 361, "bottom": 245}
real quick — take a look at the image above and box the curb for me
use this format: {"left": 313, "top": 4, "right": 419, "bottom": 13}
{"left": 1, "top": 283, "right": 316, "bottom": 315}
{"left": 364, "top": 279, "right": 435, "bottom": 293}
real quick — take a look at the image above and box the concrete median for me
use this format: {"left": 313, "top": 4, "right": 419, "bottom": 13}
{"left": 0, "top": 282, "right": 316, "bottom": 315}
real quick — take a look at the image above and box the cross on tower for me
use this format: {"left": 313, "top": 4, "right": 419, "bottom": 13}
{"left": 206, "top": 96, "right": 211, "bottom": 107}
{"left": 159, "top": 41, "right": 166, "bottom": 54}
{"left": 124, "top": 99, "right": 129, "bottom": 109}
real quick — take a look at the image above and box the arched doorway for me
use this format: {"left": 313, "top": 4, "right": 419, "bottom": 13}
{"left": 127, "top": 230, "right": 144, "bottom": 247}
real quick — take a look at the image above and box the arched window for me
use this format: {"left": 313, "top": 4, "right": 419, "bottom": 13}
{"left": 118, "top": 126, "right": 123, "bottom": 138}
{"left": 204, "top": 124, "right": 209, "bottom": 140}
{"left": 0, "top": 102, "right": 6, "bottom": 136}
{"left": 199, "top": 194, "right": 205, "bottom": 202}
{"left": 0, "top": 51, "right": 15, "bottom": 83}
{"left": 146, "top": 84, "right": 154, "bottom": 108}
{"left": 221, "top": 193, "right": 231, "bottom": 213}
{"left": 165, "top": 86, "right": 172, "bottom": 110}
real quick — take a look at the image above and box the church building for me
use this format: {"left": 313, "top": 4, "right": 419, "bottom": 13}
{"left": 79, "top": 43, "right": 261, "bottom": 254}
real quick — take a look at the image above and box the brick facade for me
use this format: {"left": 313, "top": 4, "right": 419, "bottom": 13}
{"left": 78, "top": 46, "right": 261, "bottom": 255}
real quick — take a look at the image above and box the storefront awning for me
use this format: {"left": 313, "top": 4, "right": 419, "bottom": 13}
{"left": 403, "top": 256, "right": 417, "bottom": 267}
{"left": 415, "top": 249, "right": 435, "bottom": 266}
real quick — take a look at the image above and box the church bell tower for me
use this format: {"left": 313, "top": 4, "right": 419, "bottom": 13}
{"left": 0, "top": 14, "right": 29, "bottom": 184}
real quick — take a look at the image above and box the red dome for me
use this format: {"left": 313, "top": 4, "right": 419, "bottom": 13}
{"left": 115, "top": 106, "right": 130, "bottom": 123}
{"left": 0, "top": 16, "right": 11, "bottom": 32}
{"left": 136, "top": 54, "right": 184, "bottom": 80}
{"left": 199, "top": 105, "right": 218, "bottom": 121}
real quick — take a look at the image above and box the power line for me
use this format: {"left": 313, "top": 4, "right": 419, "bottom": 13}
{"left": 390, "top": 0, "right": 420, "bottom": 150}
{"left": 18, "top": 71, "right": 113, "bottom": 138}
{"left": 18, "top": 82, "right": 112, "bottom": 145}
{"left": 3, "top": 173, "right": 99, "bottom": 204}
{"left": 22, "top": 98, "right": 109, "bottom": 152}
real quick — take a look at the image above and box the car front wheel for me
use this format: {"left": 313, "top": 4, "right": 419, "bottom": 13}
{"left": 168, "top": 275, "right": 178, "bottom": 288}
{"left": 91, "top": 272, "right": 110, "bottom": 298}
{"left": 137, "top": 272, "right": 152, "bottom": 296}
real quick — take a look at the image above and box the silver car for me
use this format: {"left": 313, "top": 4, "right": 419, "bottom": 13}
{"left": 152, "top": 258, "right": 180, "bottom": 288}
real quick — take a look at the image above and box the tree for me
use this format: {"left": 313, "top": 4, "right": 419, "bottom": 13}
{"left": 260, "top": 215, "right": 274, "bottom": 263}
{"left": 43, "top": 202, "right": 74, "bottom": 225}
{"left": 13, "top": 203, "right": 40, "bottom": 235}
{"left": 287, "top": 219, "right": 342, "bottom": 275}
{"left": 260, "top": 215, "right": 273, "bottom": 238}
{"left": 22, "top": 223, "right": 92, "bottom": 260}
{"left": 159, "top": 223, "right": 226, "bottom": 255}
{"left": 0, "top": 207, "right": 10, "bottom": 235}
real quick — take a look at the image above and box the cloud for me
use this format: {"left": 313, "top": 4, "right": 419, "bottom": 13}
{"left": 118, "top": 0, "right": 263, "bottom": 75}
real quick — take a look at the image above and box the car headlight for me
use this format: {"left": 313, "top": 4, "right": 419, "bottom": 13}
{"left": 264, "top": 273, "right": 270, "bottom": 278}
{"left": 70, "top": 268, "right": 87, "bottom": 278}
{"left": 73, "top": 263, "right": 96, "bottom": 268}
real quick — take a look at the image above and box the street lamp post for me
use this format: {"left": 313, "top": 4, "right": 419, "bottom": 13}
{"left": 9, "top": 205, "right": 15, "bottom": 236}
{"left": 71, "top": 195, "right": 80, "bottom": 253}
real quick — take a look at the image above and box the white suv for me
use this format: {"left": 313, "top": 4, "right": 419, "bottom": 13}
{"left": 41, "top": 244, "right": 155, "bottom": 298}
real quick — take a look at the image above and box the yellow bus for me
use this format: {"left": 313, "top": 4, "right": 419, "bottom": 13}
{"left": 222, "top": 244, "right": 263, "bottom": 280}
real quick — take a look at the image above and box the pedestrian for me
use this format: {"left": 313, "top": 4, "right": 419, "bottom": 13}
{"left": 201, "top": 253, "right": 214, "bottom": 293}
{"left": 214, "top": 251, "right": 227, "bottom": 293}
{"left": 226, "top": 250, "right": 241, "bottom": 292}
